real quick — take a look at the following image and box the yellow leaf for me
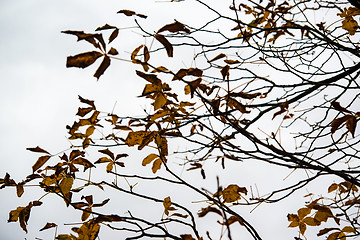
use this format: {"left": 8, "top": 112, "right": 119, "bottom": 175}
{"left": 32, "top": 155, "right": 51, "bottom": 172}
{"left": 154, "top": 92, "right": 167, "bottom": 110}
{"left": 155, "top": 135, "right": 168, "bottom": 157}
{"left": 142, "top": 154, "right": 158, "bottom": 166}
{"left": 299, "top": 222, "right": 306, "bottom": 235}
{"left": 152, "top": 158, "right": 162, "bottom": 173}
{"left": 327, "top": 232, "right": 341, "bottom": 240}
{"left": 85, "top": 126, "right": 95, "bottom": 137}
{"left": 82, "top": 207, "right": 91, "bottom": 221}
{"left": 222, "top": 184, "right": 242, "bottom": 203}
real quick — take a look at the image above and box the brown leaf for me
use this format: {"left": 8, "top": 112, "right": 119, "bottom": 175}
{"left": 98, "top": 148, "right": 114, "bottom": 160}
{"left": 303, "top": 217, "right": 321, "bottom": 226}
{"left": 317, "top": 228, "right": 339, "bottom": 236}
{"left": 272, "top": 101, "right": 289, "bottom": 119}
{"left": 180, "top": 235, "right": 196, "bottom": 240}
{"left": 208, "top": 53, "right": 226, "bottom": 62}
{"left": 221, "top": 65, "right": 230, "bottom": 80}
{"left": 77, "top": 107, "right": 93, "bottom": 117}
{"left": 144, "top": 46, "right": 150, "bottom": 62}
{"left": 141, "top": 84, "right": 162, "bottom": 96}
{"left": 16, "top": 183, "right": 24, "bottom": 197}
{"left": 328, "top": 183, "right": 338, "bottom": 193}
{"left": 108, "top": 28, "right": 119, "bottom": 44}
{"left": 157, "top": 21, "right": 190, "bottom": 34}
{"left": 230, "top": 92, "right": 261, "bottom": 99}
{"left": 155, "top": 34, "right": 173, "bottom": 57}
{"left": 297, "top": 207, "right": 311, "bottom": 220}
{"left": 32, "top": 155, "right": 51, "bottom": 172}
{"left": 94, "top": 55, "right": 111, "bottom": 79}
{"left": 346, "top": 115, "right": 357, "bottom": 137}
{"left": 224, "top": 59, "right": 240, "bottom": 64}
{"left": 154, "top": 92, "right": 167, "bottom": 110}
{"left": 94, "top": 157, "right": 112, "bottom": 164}
{"left": 172, "top": 68, "right": 203, "bottom": 80}
{"left": 95, "top": 24, "right": 117, "bottom": 31}
{"left": 40, "top": 222, "right": 57, "bottom": 231}
{"left": 93, "top": 198, "right": 110, "bottom": 208}
{"left": 108, "top": 47, "right": 118, "bottom": 55}
{"left": 198, "top": 206, "right": 222, "bottom": 217}
{"left": 331, "top": 115, "right": 352, "bottom": 134}
{"left": 187, "top": 78, "right": 202, "bottom": 98}
{"left": 125, "top": 131, "right": 148, "bottom": 146}
{"left": 136, "top": 70, "right": 162, "bottom": 85}
{"left": 78, "top": 96, "right": 96, "bottom": 109}
{"left": 61, "top": 31, "right": 101, "bottom": 49}
{"left": 117, "top": 9, "right": 147, "bottom": 18}
{"left": 82, "top": 207, "right": 92, "bottom": 221}
{"left": 331, "top": 101, "right": 352, "bottom": 113}
{"left": 26, "top": 146, "right": 50, "bottom": 154}
{"left": 66, "top": 51, "right": 103, "bottom": 68}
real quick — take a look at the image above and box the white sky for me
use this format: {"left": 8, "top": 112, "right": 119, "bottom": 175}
{"left": 0, "top": 1, "right": 337, "bottom": 239}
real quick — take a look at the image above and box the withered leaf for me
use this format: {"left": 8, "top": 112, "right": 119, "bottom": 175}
{"left": 78, "top": 96, "right": 96, "bottom": 109}
{"left": 98, "top": 148, "right": 114, "bottom": 160}
{"left": 77, "top": 107, "right": 93, "bottom": 117}
{"left": 152, "top": 158, "right": 162, "bottom": 173}
{"left": 59, "top": 176, "right": 73, "bottom": 195}
{"left": 230, "top": 92, "right": 261, "bottom": 99}
{"left": 224, "top": 59, "right": 240, "bottom": 64}
{"left": 16, "top": 183, "right": 24, "bottom": 197}
{"left": 95, "top": 24, "right": 117, "bottom": 31}
{"left": 32, "top": 155, "right": 51, "bottom": 172}
{"left": 136, "top": 70, "right": 162, "bottom": 85}
{"left": 331, "top": 101, "right": 352, "bottom": 113}
{"left": 144, "top": 46, "right": 150, "bottom": 62}
{"left": 198, "top": 206, "right": 222, "bottom": 217}
{"left": 331, "top": 115, "right": 352, "bottom": 134}
{"left": 317, "top": 228, "right": 339, "bottom": 236}
{"left": 346, "top": 115, "right": 357, "bottom": 137}
{"left": 142, "top": 154, "right": 158, "bottom": 166}
{"left": 141, "top": 84, "right": 162, "bottom": 96}
{"left": 155, "top": 34, "right": 173, "bottom": 57}
{"left": 26, "top": 146, "right": 50, "bottom": 155}
{"left": 208, "top": 53, "right": 226, "bottom": 62}
{"left": 187, "top": 78, "right": 202, "bottom": 98}
{"left": 125, "top": 131, "right": 148, "bottom": 146}
{"left": 157, "top": 21, "right": 190, "bottom": 34}
{"left": 108, "top": 28, "right": 119, "bottom": 43}
{"left": 163, "top": 196, "right": 172, "bottom": 215}
{"left": 62, "top": 30, "right": 101, "bottom": 49}
{"left": 93, "top": 198, "right": 110, "bottom": 208}
{"left": 94, "top": 55, "right": 111, "bottom": 79}
{"left": 117, "top": 10, "right": 147, "bottom": 18}
{"left": 94, "top": 157, "right": 112, "bottom": 164}
{"left": 154, "top": 92, "right": 167, "bottom": 110}
{"left": 221, "top": 65, "right": 230, "bottom": 80}
{"left": 272, "top": 101, "right": 289, "bottom": 119}
{"left": 66, "top": 51, "right": 103, "bottom": 68}
{"left": 107, "top": 47, "right": 118, "bottom": 55}
{"left": 328, "top": 183, "right": 338, "bottom": 193}
{"left": 180, "top": 234, "right": 196, "bottom": 240}
{"left": 40, "top": 222, "right": 57, "bottom": 231}
{"left": 172, "top": 68, "right": 203, "bottom": 80}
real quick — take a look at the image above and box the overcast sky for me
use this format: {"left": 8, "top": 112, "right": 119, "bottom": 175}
{"left": 0, "top": 1, "right": 323, "bottom": 239}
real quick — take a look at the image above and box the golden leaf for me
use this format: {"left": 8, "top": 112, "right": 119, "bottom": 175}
{"left": 40, "top": 222, "right": 57, "bottom": 231}
{"left": 346, "top": 115, "right": 357, "bottom": 137}
{"left": 142, "top": 154, "right": 158, "bottom": 166}
{"left": 342, "top": 226, "right": 355, "bottom": 233}
{"left": 125, "top": 131, "right": 148, "bottom": 146}
{"left": 297, "top": 207, "right": 311, "bottom": 220}
{"left": 303, "top": 217, "right": 320, "bottom": 226}
{"left": 152, "top": 158, "right": 162, "bottom": 173}
{"left": 59, "top": 176, "right": 73, "bottom": 195}
{"left": 66, "top": 51, "right": 103, "bottom": 68}
{"left": 163, "top": 196, "right": 172, "bottom": 216}
{"left": 328, "top": 183, "right": 338, "bottom": 193}
{"left": 141, "top": 84, "right": 162, "bottom": 96}
{"left": 32, "top": 155, "right": 51, "bottom": 172}
{"left": 198, "top": 206, "right": 222, "bottom": 217}
{"left": 342, "top": 16, "right": 358, "bottom": 35}
{"left": 106, "top": 162, "right": 114, "bottom": 172}
{"left": 299, "top": 222, "right": 306, "bottom": 235}
{"left": 154, "top": 92, "right": 167, "bottom": 110}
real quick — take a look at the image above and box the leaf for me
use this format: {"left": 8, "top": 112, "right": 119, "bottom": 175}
{"left": 56, "top": 234, "right": 77, "bottom": 240}
{"left": 272, "top": 101, "right": 289, "bottom": 119}
{"left": 224, "top": 59, "right": 240, "bottom": 64}
{"left": 154, "top": 92, "right": 167, "bottom": 110}
{"left": 95, "top": 24, "right": 116, "bottom": 31}
{"left": 82, "top": 207, "right": 92, "bottom": 221}
{"left": 208, "top": 53, "right": 227, "bottom": 62}
{"left": 108, "top": 28, "right": 119, "bottom": 43}
{"left": 317, "top": 228, "right": 340, "bottom": 236}
{"left": 131, "top": 45, "right": 144, "bottom": 63}
{"left": 32, "top": 155, "right": 51, "bottom": 172}
{"left": 85, "top": 126, "right": 96, "bottom": 137}
{"left": 163, "top": 196, "right": 172, "bottom": 215}
{"left": 198, "top": 206, "right": 222, "bottom": 217}
{"left": 98, "top": 148, "right": 114, "bottom": 160}
{"left": 78, "top": 96, "right": 96, "bottom": 109}
{"left": 108, "top": 47, "right": 118, "bottom": 55}
{"left": 117, "top": 9, "right": 147, "bottom": 18}
{"left": 141, "top": 84, "right": 162, "bottom": 96}
{"left": 221, "top": 184, "right": 242, "bottom": 203}
{"left": 342, "top": 16, "right": 358, "bottom": 35}
{"left": 220, "top": 65, "right": 230, "bottom": 80}
{"left": 331, "top": 115, "right": 352, "bottom": 134}
{"left": 61, "top": 31, "right": 102, "bottom": 49}
{"left": 144, "top": 46, "right": 150, "bottom": 62}
{"left": 346, "top": 115, "right": 357, "bottom": 137}
{"left": 331, "top": 101, "right": 352, "bottom": 113}
{"left": 154, "top": 34, "right": 173, "bottom": 57}
{"left": 180, "top": 235, "right": 196, "bottom": 240}
{"left": 16, "top": 183, "right": 24, "bottom": 197}
{"left": 125, "top": 131, "right": 148, "bottom": 146}
{"left": 142, "top": 154, "right": 159, "bottom": 166}
{"left": 93, "top": 198, "right": 110, "bottom": 208}
{"left": 287, "top": 214, "right": 300, "bottom": 227}
{"left": 72, "top": 158, "right": 95, "bottom": 171}
{"left": 187, "top": 78, "right": 202, "bottom": 98}
{"left": 342, "top": 226, "right": 355, "bottom": 233}
{"left": 59, "top": 176, "right": 73, "bottom": 195}
{"left": 40, "top": 222, "right": 57, "bottom": 231}
{"left": 327, "top": 232, "right": 341, "bottom": 240}
{"left": 328, "top": 183, "right": 338, "bottom": 193}
{"left": 297, "top": 207, "right": 311, "bottom": 220}
{"left": 157, "top": 21, "right": 190, "bottom": 34}
{"left": 77, "top": 107, "right": 93, "bottom": 117}
{"left": 136, "top": 70, "right": 162, "bottom": 85}
{"left": 303, "top": 217, "right": 321, "bottom": 226}
{"left": 152, "top": 158, "right": 162, "bottom": 173}
{"left": 172, "top": 68, "right": 203, "bottom": 80}
{"left": 230, "top": 92, "right": 261, "bottom": 99}
{"left": 94, "top": 55, "right": 111, "bottom": 79}
{"left": 26, "top": 146, "right": 50, "bottom": 154}
{"left": 106, "top": 162, "right": 114, "bottom": 172}
{"left": 66, "top": 51, "right": 103, "bottom": 68}
{"left": 299, "top": 222, "right": 306, "bottom": 235}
